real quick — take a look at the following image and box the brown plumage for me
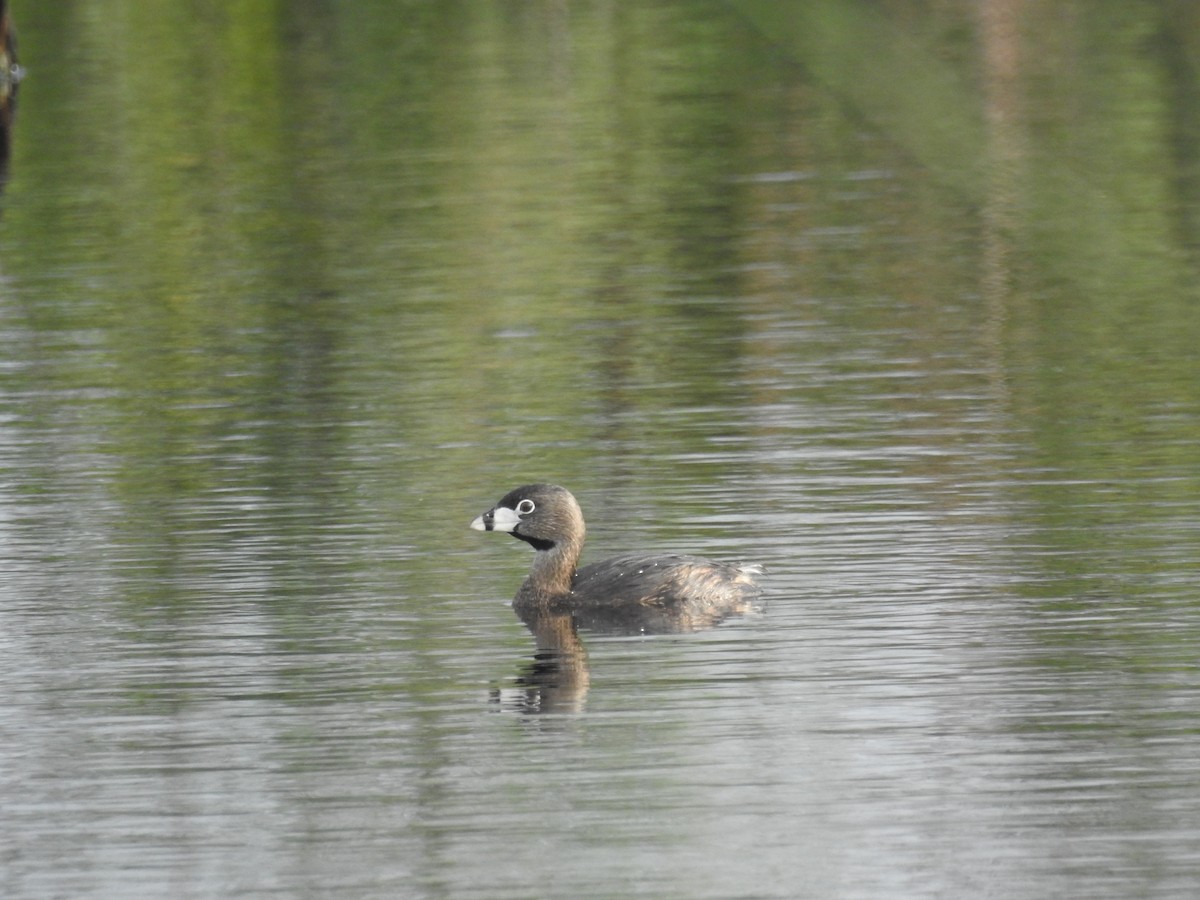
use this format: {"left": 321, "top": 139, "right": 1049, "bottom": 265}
{"left": 471, "top": 484, "right": 762, "bottom": 634}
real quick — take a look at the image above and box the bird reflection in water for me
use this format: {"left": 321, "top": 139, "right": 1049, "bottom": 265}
{"left": 490, "top": 609, "right": 591, "bottom": 715}
{"left": 475, "top": 484, "right": 763, "bottom": 715}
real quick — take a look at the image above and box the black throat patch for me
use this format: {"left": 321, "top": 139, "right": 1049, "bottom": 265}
{"left": 513, "top": 532, "right": 555, "bottom": 552}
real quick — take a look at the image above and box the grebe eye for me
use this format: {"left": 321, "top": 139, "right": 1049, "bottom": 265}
{"left": 516, "top": 499, "right": 536, "bottom": 516}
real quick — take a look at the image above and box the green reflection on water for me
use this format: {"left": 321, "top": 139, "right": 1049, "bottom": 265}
{"left": 0, "top": 0, "right": 1197, "bottom": 614}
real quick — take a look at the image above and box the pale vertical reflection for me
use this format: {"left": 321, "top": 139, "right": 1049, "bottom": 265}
{"left": 978, "top": 0, "right": 1025, "bottom": 338}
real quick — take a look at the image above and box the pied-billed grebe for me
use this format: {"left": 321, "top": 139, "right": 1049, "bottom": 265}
{"left": 471, "top": 483, "right": 762, "bottom": 633}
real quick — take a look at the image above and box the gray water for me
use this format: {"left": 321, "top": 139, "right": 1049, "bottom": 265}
{"left": 3, "top": 2, "right": 1199, "bottom": 898}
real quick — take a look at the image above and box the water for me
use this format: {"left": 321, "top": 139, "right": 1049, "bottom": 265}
{"left": 3, "top": 2, "right": 1200, "bottom": 897}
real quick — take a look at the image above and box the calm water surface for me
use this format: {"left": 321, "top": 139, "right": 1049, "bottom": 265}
{"left": 2, "top": 2, "right": 1200, "bottom": 898}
